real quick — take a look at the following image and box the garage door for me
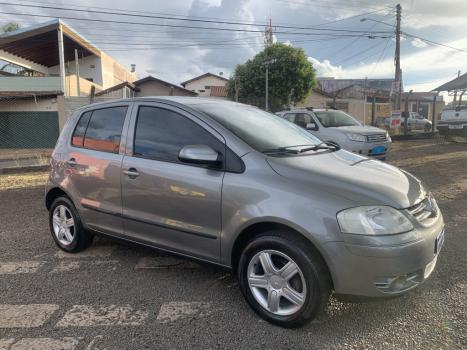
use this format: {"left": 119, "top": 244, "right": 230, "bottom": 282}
{"left": 0, "top": 111, "right": 59, "bottom": 148}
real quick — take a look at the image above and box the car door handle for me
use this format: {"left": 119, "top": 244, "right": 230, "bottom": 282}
{"left": 123, "top": 168, "right": 140, "bottom": 178}
{"left": 66, "top": 158, "right": 77, "bottom": 166}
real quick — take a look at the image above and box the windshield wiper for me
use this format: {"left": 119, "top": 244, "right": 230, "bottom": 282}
{"left": 295, "top": 142, "right": 339, "bottom": 153}
{"left": 261, "top": 147, "right": 301, "bottom": 154}
{"left": 262, "top": 143, "right": 338, "bottom": 155}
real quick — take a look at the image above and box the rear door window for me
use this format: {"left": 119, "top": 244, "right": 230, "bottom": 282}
{"left": 133, "top": 106, "right": 224, "bottom": 164}
{"left": 82, "top": 106, "right": 128, "bottom": 153}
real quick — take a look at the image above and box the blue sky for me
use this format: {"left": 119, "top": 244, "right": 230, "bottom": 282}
{"left": 2, "top": 0, "right": 467, "bottom": 99}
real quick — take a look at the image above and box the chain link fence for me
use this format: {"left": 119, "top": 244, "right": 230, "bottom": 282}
{"left": 0, "top": 95, "right": 61, "bottom": 171}
{"left": 0, "top": 95, "right": 115, "bottom": 172}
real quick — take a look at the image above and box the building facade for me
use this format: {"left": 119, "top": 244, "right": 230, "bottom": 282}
{"left": 181, "top": 73, "right": 228, "bottom": 98}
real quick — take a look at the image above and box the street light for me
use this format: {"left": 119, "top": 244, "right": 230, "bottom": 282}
{"left": 261, "top": 58, "right": 277, "bottom": 111}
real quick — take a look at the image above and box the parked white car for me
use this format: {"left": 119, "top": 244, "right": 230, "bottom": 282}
{"left": 403, "top": 112, "right": 432, "bottom": 132}
{"left": 276, "top": 108, "right": 391, "bottom": 160}
{"left": 437, "top": 106, "right": 467, "bottom": 137}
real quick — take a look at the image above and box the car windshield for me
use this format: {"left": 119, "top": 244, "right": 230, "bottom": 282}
{"left": 314, "top": 110, "right": 361, "bottom": 127}
{"left": 191, "top": 102, "right": 321, "bottom": 152}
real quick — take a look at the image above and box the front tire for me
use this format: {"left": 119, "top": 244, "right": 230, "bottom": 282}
{"left": 49, "top": 196, "right": 93, "bottom": 253}
{"left": 237, "top": 231, "right": 331, "bottom": 328}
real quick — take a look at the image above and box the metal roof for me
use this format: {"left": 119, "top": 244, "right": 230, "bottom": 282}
{"left": 0, "top": 19, "right": 100, "bottom": 67}
{"left": 317, "top": 78, "right": 395, "bottom": 94}
{"left": 433, "top": 73, "right": 467, "bottom": 92}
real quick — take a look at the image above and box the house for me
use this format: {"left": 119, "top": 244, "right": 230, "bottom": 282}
{"left": 0, "top": 19, "right": 137, "bottom": 150}
{"left": 297, "top": 78, "right": 395, "bottom": 123}
{"left": 95, "top": 76, "right": 197, "bottom": 99}
{"left": 181, "top": 72, "right": 228, "bottom": 98}
{"left": 134, "top": 76, "right": 197, "bottom": 97}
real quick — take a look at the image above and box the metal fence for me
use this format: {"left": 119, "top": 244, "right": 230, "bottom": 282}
{"left": 0, "top": 95, "right": 120, "bottom": 171}
{"left": 0, "top": 95, "right": 61, "bottom": 171}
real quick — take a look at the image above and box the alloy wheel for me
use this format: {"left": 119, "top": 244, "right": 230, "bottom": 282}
{"left": 247, "top": 249, "right": 306, "bottom": 316}
{"left": 52, "top": 205, "right": 75, "bottom": 246}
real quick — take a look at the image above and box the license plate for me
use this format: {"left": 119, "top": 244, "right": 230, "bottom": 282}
{"left": 371, "top": 146, "right": 386, "bottom": 155}
{"left": 449, "top": 124, "right": 463, "bottom": 129}
{"left": 435, "top": 229, "right": 445, "bottom": 254}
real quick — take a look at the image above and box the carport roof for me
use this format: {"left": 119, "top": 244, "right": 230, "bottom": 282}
{"left": 434, "top": 73, "right": 467, "bottom": 92}
{"left": 0, "top": 19, "right": 100, "bottom": 67}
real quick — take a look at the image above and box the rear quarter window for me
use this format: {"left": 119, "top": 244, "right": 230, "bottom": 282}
{"left": 71, "top": 106, "right": 128, "bottom": 153}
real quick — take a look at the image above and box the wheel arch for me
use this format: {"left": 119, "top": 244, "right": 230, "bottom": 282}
{"left": 230, "top": 221, "right": 334, "bottom": 289}
{"left": 45, "top": 187, "right": 71, "bottom": 210}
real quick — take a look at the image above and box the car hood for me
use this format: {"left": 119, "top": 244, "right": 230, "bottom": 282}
{"left": 266, "top": 150, "right": 426, "bottom": 209}
{"left": 333, "top": 125, "right": 387, "bottom": 135}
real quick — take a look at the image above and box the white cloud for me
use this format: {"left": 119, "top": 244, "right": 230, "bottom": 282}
{"left": 411, "top": 38, "right": 427, "bottom": 48}
{"left": 308, "top": 57, "right": 344, "bottom": 78}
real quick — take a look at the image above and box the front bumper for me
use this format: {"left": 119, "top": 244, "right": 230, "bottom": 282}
{"left": 343, "top": 140, "right": 392, "bottom": 159}
{"left": 323, "top": 212, "right": 445, "bottom": 298}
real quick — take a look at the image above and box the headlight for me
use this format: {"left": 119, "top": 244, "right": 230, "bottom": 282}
{"left": 345, "top": 133, "right": 367, "bottom": 142}
{"left": 386, "top": 132, "right": 392, "bottom": 142}
{"left": 337, "top": 206, "right": 413, "bottom": 235}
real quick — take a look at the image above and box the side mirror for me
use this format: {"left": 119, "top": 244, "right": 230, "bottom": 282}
{"left": 306, "top": 122, "right": 318, "bottom": 131}
{"left": 179, "top": 145, "right": 221, "bottom": 166}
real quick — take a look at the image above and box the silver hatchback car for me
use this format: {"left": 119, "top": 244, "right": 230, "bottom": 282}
{"left": 276, "top": 108, "right": 391, "bottom": 160}
{"left": 46, "top": 97, "right": 445, "bottom": 328}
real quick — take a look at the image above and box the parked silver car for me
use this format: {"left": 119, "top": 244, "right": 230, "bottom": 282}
{"left": 46, "top": 98, "right": 445, "bottom": 328}
{"left": 276, "top": 108, "right": 391, "bottom": 159}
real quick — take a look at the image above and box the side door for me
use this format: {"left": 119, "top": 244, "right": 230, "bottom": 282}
{"left": 67, "top": 104, "right": 131, "bottom": 235}
{"left": 121, "top": 103, "right": 225, "bottom": 262}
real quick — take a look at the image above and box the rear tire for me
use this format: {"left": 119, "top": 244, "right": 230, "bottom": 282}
{"left": 49, "top": 196, "right": 93, "bottom": 253}
{"left": 237, "top": 231, "right": 331, "bottom": 328}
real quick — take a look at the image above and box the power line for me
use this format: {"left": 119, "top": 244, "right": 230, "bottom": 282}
{"left": 333, "top": 37, "right": 393, "bottom": 66}
{"left": 0, "top": 2, "right": 392, "bottom": 34}
{"left": 0, "top": 10, "right": 393, "bottom": 37}
{"left": 325, "top": 10, "right": 393, "bottom": 58}
{"left": 369, "top": 37, "right": 394, "bottom": 76}
{"left": 401, "top": 31, "right": 467, "bottom": 54}
{"left": 273, "top": 0, "right": 393, "bottom": 12}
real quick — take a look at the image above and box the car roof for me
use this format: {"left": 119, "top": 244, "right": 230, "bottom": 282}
{"left": 277, "top": 108, "right": 336, "bottom": 113}
{"left": 75, "top": 96, "right": 258, "bottom": 114}
{"left": 86, "top": 96, "right": 243, "bottom": 107}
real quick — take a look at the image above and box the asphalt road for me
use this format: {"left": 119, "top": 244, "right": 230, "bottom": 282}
{"left": 0, "top": 139, "right": 466, "bottom": 350}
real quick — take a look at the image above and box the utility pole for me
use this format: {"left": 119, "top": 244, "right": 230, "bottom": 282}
{"left": 234, "top": 75, "right": 240, "bottom": 102}
{"left": 363, "top": 76, "right": 367, "bottom": 125}
{"left": 261, "top": 58, "right": 277, "bottom": 111}
{"left": 453, "top": 70, "right": 461, "bottom": 105}
{"left": 394, "top": 3, "right": 402, "bottom": 111}
{"left": 264, "top": 18, "right": 274, "bottom": 47}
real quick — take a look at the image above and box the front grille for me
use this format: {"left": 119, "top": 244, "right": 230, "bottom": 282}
{"left": 366, "top": 133, "right": 387, "bottom": 143}
{"left": 407, "top": 196, "right": 438, "bottom": 223}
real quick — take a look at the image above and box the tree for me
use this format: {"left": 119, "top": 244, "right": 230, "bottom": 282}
{"left": 227, "top": 43, "right": 316, "bottom": 111}
{"left": 2, "top": 22, "right": 19, "bottom": 33}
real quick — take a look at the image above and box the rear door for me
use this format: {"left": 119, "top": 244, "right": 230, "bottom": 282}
{"left": 121, "top": 102, "right": 225, "bottom": 262}
{"left": 67, "top": 103, "right": 131, "bottom": 235}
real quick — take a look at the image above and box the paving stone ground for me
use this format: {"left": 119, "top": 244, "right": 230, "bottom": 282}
{"left": 0, "top": 139, "right": 465, "bottom": 349}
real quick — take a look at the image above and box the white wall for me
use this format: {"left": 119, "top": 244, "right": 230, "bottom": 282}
{"left": 184, "top": 75, "right": 227, "bottom": 97}
{"left": 49, "top": 55, "right": 102, "bottom": 86}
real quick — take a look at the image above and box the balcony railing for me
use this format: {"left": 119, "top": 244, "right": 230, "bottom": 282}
{"left": 0, "top": 76, "right": 61, "bottom": 92}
